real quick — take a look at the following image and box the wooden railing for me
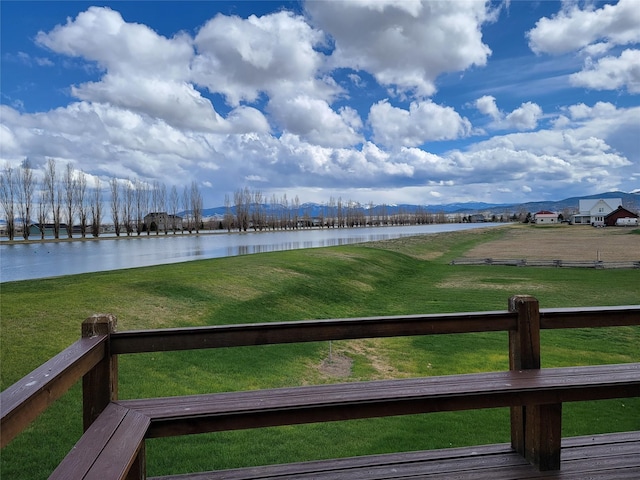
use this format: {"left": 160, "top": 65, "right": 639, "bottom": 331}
{"left": 1, "top": 296, "right": 639, "bottom": 479}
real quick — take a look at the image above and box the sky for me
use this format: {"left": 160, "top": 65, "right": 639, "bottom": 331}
{"left": 1, "top": 0, "right": 639, "bottom": 209}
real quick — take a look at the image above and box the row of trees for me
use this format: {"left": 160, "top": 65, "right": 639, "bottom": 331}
{"left": 1, "top": 159, "right": 203, "bottom": 241}
{"left": 2, "top": 160, "right": 530, "bottom": 242}
{"left": 222, "top": 187, "right": 454, "bottom": 233}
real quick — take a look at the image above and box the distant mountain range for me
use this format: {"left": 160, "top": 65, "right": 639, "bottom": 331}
{"left": 198, "top": 191, "right": 638, "bottom": 219}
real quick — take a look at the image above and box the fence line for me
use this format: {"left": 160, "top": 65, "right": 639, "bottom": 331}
{"left": 451, "top": 258, "right": 640, "bottom": 269}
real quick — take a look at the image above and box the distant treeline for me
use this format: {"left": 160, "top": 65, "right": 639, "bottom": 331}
{"left": 2, "top": 159, "right": 518, "bottom": 242}
{"left": 1, "top": 158, "right": 203, "bottom": 241}
{"left": 213, "top": 186, "right": 516, "bottom": 233}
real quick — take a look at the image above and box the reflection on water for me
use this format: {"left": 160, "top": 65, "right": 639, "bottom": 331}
{"left": 1, "top": 224, "right": 498, "bottom": 282}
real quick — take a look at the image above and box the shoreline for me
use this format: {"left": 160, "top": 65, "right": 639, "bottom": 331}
{"left": 0, "top": 221, "right": 496, "bottom": 246}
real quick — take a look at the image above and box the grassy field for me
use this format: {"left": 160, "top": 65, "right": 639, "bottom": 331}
{"left": 1, "top": 224, "right": 639, "bottom": 478}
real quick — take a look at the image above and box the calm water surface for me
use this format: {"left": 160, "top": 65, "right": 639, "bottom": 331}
{"left": 1, "top": 223, "right": 496, "bottom": 282}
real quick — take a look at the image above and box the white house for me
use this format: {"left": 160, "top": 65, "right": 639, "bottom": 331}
{"left": 533, "top": 210, "right": 558, "bottom": 224}
{"left": 571, "top": 198, "right": 621, "bottom": 226}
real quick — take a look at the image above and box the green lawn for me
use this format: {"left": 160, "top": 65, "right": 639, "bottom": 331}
{"left": 1, "top": 226, "right": 639, "bottom": 478}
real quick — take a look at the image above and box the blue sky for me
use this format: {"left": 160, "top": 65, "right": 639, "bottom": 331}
{"left": 1, "top": 0, "right": 639, "bottom": 208}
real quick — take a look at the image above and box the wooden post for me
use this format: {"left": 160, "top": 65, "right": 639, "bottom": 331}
{"left": 82, "top": 314, "right": 118, "bottom": 431}
{"left": 82, "top": 315, "right": 146, "bottom": 479}
{"left": 508, "top": 295, "right": 561, "bottom": 471}
{"left": 126, "top": 442, "right": 147, "bottom": 480}
{"left": 525, "top": 403, "right": 562, "bottom": 471}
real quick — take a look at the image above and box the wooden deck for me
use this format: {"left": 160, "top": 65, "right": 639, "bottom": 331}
{"left": 150, "top": 432, "right": 640, "bottom": 479}
{"left": 2, "top": 297, "right": 638, "bottom": 480}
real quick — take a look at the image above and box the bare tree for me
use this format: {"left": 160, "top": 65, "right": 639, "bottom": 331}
{"left": 190, "top": 181, "right": 203, "bottom": 233}
{"left": 157, "top": 182, "right": 167, "bottom": 234}
{"left": 123, "top": 180, "right": 134, "bottom": 236}
{"left": 91, "top": 177, "right": 102, "bottom": 237}
{"left": 150, "top": 180, "right": 160, "bottom": 234}
{"left": 223, "top": 194, "right": 234, "bottom": 232}
{"left": 36, "top": 179, "right": 48, "bottom": 239}
{"left": 280, "top": 193, "right": 290, "bottom": 229}
{"left": 110, "top": 177, "right": 121, "bottom": 236}
{"left": 251, "top": 190, "right": 264, "bottom": 231}
{"left": 182, "top": 185, "right": 191, "bottom": 233}
{"left": 62, "top": 163, "right": 77, "bottom": 238}
{"left": 234, "top": 187, "right": 250, "bottom": 232}
{"left": 0, "top": 165, "right": 17, "bottom": 241}
{"left": 16, "top": 159, "right": 35, "bottom": 240}
{"left": 76, "top": 171, "right": 88, "bottom": 237}
{"left": 44, "top": 158, "right": 62, "bottom": 239}
{"left": 169, "top": 185, "right": 179, "bottom": 234}
{"left": 337, "top": 197, "right": 344, "bottom": 228}
{"left": 134, "top": 179, "right": 148, "bottom": 235}
{"left": 327, "top": 196, "right": 336, "bottom": 228}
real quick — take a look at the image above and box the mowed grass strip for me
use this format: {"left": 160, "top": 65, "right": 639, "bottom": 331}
{"left": 1, "top": 225, "right": 639, "bottom": 478}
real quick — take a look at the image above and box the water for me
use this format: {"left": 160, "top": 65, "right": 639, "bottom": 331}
{"left": 1, "top": 223, "right": 496, "bottom": 282}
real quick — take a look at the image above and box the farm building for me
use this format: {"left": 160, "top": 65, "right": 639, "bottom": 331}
{"left": 143, "top": 212, "right": 183, "bottom": 232}
{"left": 604, "top": 206, "right": 639, "bottom": 227}
{"left": 570, "top": 198, "right": 621, "bottom": 226}
{"left": 533, "top": 210, "right": 558, "bottom": 224}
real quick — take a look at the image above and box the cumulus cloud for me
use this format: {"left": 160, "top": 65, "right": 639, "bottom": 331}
{"left": 474, "top": 97, "right": 543, "bottom": 131}
{"left": 570, "top": 49, "right": 640, "bottom": 93}
{"left": 527, "top": 0, "right": 640, "bottom": 55}
{"left": 34, "top": 7, "right": 230, "bottom": 132}
{"left": 526, "top": 0, "right": 640, "bottom": 98}
{"left": 307, "top": 0, "right": 492, "bottom": 98}
{"left": 475, "top": 95, "right": 501, "bottom": 120}
{"left": 192, "top": 11, "right": 333, "bottom": 106}
{"left": 505, "top": 102, "right": 543, "bottom": 131}
{"left": 369, "top": 100, "right": 472, "bottom": 147}
{"left": 267, "top": 96, "right": 362, "bottom": 148}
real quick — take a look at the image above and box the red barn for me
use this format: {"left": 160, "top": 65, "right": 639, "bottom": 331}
{"left": 604, "top": 206, "right": 639, "bottom": 227}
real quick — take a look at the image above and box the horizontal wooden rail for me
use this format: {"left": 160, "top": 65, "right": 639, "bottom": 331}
{"left": 119, "top": 363, "right": 640, "bottom": 439}
{"left": 110, "top": 305, "right": 640, "bottom": 355}
{"left": 0, "top": 334, "right": 108, "bottom": 448}
{"left": 539, "top": 305, "right": 640, "bottom": 329}
{"left": 110, "top": 311, "right": 516, "bottom": 354}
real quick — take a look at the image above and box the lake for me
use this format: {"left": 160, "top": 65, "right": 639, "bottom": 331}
{"left": 1, "top": 223, "right": 496, "bottom": 282}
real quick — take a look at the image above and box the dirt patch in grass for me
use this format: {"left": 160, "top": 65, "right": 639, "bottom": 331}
{"left": 315, "top": 339, "right": 402, "bottom": 381}
{"left": 318, "top": 354, "right": 353, "bottom": 378}
{"left": 462, "top": 225, "right": 640, "bottom": 262}
{"left": 437, "top": 273, "right": 548, "bottom": 292}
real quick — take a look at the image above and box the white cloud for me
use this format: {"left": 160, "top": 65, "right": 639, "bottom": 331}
{"left": 474, "top": 97, "right": 543, "bottom": 132}
{"left": 267, "top": 96, "right": 362, "bottom": 148}
{"left": 36, "top": 7, "right": 193, "bottom": 78}
{"left": 34, "top": 7, "right": 234, "bottom": 132}
{"left": 526, "top": 1, "right": 640, "bottom": 99}
{"left": 505, "top": 102, "right": 543, "bottom": 131}
{"left": 0, "top": 121, "right": 20, "bottom": 157}
{"left": 307, "top": 0, "right": 492, "bottom": 98}
{"left": 369, "top": 100, "right": 471, "bottom": 147}
{"left": 475, "top": 95, "right": 501, "bottom": 120}
{"left": 192, "top": 11, "right": 334, "bottom": 106}
{"left": 72, "top": 75, "right": 223, "bottom": 131}
{"left": 570, "top": 49, "right": 640, "bottom": 93}
{"left": 566, "top": 101, "right": 618, "bottom": 120}
{"left": 527, "top": 0, "right": 640, "bottom": 55}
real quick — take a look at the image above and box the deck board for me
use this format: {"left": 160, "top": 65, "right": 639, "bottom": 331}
{"left": 149, "top": 432, "right": 639, "bottom": 480}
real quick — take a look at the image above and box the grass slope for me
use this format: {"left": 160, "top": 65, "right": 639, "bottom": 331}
{"left": 1, "top": 226, "right": 639, "bottom": 478}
